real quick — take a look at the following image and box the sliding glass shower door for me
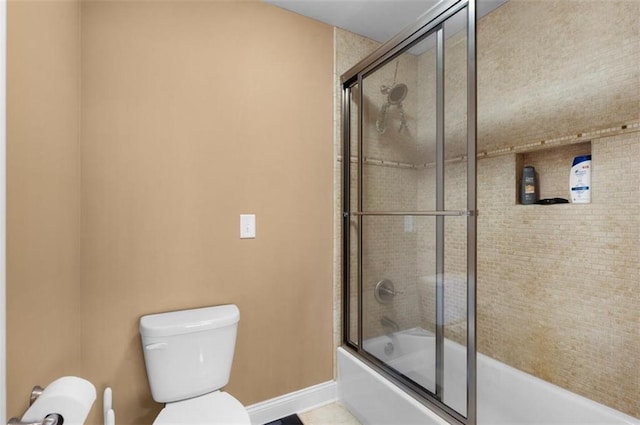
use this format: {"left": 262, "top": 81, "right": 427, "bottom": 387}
{"left": 342, "top": 1, "right": 477, "bottom": 423}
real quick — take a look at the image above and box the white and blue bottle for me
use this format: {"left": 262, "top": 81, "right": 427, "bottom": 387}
{"left": 570, "top": 154, "right": 591, "bottom": 203}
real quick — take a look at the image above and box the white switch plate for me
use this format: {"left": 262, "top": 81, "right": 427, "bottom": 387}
{"left": 240, "top": 214, "right": 256, "bottom": 239}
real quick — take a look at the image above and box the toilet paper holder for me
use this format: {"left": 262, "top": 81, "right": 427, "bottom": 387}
{"left": 7, "top": 386, "right": 61, "bottom": 425}
{"left": 29, "top": 386, "right": 45, "bottom": 406}
{"left": 7, "top": 414, "right": 62, "bottom": 425}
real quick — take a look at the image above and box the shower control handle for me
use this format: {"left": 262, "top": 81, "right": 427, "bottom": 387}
{"left": 380, "top": 286, "right": 395, "bottom": 296}
{"left": 375, "top": 279, "right": 398, "bottom": 304}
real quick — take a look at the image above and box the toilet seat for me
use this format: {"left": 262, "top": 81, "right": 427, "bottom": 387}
{"left": 153, "top": 391, "right": 250, "bottom": 425}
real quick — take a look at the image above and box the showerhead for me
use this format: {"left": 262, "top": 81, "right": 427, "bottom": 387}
{"left": 376, "top": 83, "right": 409, "bottom": 134}
{"left": 387, "top": 83, "right": 408, "bottom": 105}
{"left": 381, "top": 83, "right": 408, "bottom": 105}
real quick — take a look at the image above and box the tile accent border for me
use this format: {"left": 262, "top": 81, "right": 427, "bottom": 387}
{"left": 246, "top": 381, "right": 338, "bottom": 425}
{"left": 337, "top": 120, "right": 640, "bottom": 169}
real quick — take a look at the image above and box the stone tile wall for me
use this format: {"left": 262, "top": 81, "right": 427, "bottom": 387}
{"left": 477, "top": 132, "right": 639, "bottom": 417}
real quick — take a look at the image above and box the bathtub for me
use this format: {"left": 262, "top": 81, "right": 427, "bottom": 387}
{"left": 337, "top": 328, "right": 639, "bottom": 425}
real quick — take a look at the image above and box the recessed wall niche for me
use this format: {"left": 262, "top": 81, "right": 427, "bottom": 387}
{"left": 515, "top": 141, "right": 592, "bottom": 204}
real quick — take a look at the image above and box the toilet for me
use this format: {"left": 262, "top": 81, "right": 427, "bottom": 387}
{"left": 139, "top": 304, "right": 251, "bottom": 425}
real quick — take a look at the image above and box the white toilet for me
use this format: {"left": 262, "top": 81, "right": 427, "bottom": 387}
{"left": 139, "top": 304, "right": 251, "bottom": 425}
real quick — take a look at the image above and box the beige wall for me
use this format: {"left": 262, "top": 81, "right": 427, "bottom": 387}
{"left": 8, "top": 1, "right": 334, "bottom": 424}
{"left": 7, "top": 0, "right": 82, "bottom": 419}
{"left": 80, "top": 3, "right": 334, "bottom": 423}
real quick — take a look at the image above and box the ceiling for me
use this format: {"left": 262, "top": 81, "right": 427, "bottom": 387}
{"left": 263, "top": 0, "right": 441, "bottom": 44}
{"left": 263, "top": 0, "right": 508, "bottom": 45}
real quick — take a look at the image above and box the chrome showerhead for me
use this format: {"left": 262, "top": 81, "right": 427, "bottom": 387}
{"left": 382, "top": 83, "right": 408, "bottom": 105}
{"left": 376, "top": 83, "right": 408, "bottom": 135}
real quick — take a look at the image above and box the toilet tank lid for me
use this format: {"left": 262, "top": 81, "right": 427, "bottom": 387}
{"left": 140, "top": 304, "right": 240, "bottom": 338}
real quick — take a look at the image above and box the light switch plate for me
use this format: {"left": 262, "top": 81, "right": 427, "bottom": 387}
{"left": 240, "top": 214, "right": 256, "bottom": 239}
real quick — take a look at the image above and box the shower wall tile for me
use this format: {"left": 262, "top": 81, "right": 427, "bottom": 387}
{"left": 476, "top": 0, "right": 640, "bottom": 152}
{"left": 477, "top": 133, "right": 640, "bottom": 418}
{"left": 470, "top": 1, "right": 640, "bottom": 417}
{"left": 415, "top": 0, "right": 640, "bottom": 160}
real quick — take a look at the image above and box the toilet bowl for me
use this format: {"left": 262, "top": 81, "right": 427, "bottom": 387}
{"left": 153, "top": 391, "right": 249, "bottom": 425}
{"left": 139, "top": 305, "right": 250, "bottom": 425}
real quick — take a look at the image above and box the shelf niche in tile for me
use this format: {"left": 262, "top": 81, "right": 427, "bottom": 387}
{"left": 515, "top": 141, "right": 591, "bottom": 204}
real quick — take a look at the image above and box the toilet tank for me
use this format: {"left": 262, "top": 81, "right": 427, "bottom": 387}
{"left": 139, "top": 304, "right": 240, "bottom": 403}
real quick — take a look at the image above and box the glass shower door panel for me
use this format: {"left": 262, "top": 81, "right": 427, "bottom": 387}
{"left": 361, "top": 33, "right": 437, "bottom": 213}
{"left": 346, "top": 83, "right": 360, "bottom": 347}
{"left": 442, "top": 217, "right": 468, "bottom": 415}
{"left": 344, "top": 2, "right": 475, "bottom": 421}
{"left": 444, "top": 6, "right": 468, "bottom": 213}
{"left": 441, "top": 7, "right": 469, "bottom": 415}
{"left": 361, "top": 215, "right": 437, "bottom": 394}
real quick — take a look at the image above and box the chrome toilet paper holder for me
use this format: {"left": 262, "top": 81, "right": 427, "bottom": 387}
{"left": 8, "top": 386, "right": 62, "bottom": 425}
{"left": 8, "top": 414, "right": 62, "bottom": 425}
{"left": 29, "top": 386, "right": 45, "bottom": 406}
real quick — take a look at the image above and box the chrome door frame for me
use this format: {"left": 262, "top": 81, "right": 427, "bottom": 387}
{"left": 341, "top": 0, "right": 477, "bottom": 424}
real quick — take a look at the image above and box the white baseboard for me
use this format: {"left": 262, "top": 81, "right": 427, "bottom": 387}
{"left": 246, "top": 381, "right": 337, "bottom": 425}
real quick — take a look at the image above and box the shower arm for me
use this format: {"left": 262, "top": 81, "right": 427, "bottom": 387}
{"left": 376, "top": 102, "right": 389, "bottom": 134}
{"left": 375, "top": 96, "right": 408, "bottom": 135}
{"left": 397, "top": 103, "right": 407, "bottom": 133}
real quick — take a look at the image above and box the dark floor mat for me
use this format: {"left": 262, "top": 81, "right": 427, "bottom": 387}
{"left": 263, "top": 413, "right": 304, "bottom": 425}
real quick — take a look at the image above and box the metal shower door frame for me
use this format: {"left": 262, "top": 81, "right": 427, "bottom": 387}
{"left": 341, "top": 0, "right": 477, "bottom": 424}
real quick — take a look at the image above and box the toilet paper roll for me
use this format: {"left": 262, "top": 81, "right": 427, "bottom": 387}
{"left": 22, "top": 377, "right": 97, "bottom": 425}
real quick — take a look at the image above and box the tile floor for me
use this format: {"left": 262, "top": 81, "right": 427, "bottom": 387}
{"left": 298, "top": 402, "right": 361, "bottom": 425}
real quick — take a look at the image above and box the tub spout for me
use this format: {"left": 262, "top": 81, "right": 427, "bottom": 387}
{"left": 381, "top": 316, "right": 400, "bottom": 334}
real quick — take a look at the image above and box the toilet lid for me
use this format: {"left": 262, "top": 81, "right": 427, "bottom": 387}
{"left": 153, "top": 391, "right": 251, "bottom": 425}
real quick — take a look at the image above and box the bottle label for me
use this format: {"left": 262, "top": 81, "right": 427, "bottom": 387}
{"left": 570, "top": 158, "right": 591, "bottom": 203}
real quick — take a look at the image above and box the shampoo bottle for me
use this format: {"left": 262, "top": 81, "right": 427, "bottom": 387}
{"left": 570, "top": 155, "right": 591, "bottom": 203}
{"left": 520, "top": 166, "right": 538, "bottom": 205}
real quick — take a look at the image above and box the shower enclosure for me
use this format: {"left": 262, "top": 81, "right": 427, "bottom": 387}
{"left": 340, "top": 0, "right": 640, "bottom": 423}
{"left": 341, "top": 0, "right": 477, "bottom": 423}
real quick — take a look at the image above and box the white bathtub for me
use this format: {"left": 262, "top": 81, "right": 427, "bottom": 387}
{"left": 337, "top": 328, "right": 639, "bottom": 425}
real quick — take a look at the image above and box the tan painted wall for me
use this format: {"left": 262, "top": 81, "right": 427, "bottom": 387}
{"left": 80, "top": 2, "right": 334, "bottom": 424}
{"left": 6, "top": 0, "right": 82, "bottom": 419}
{"left": 7, "top": 1, "right": 333, "bottom": 424}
